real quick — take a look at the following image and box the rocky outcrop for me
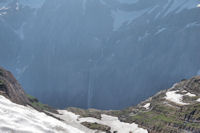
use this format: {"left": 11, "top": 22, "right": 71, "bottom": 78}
{"left": 0, "top": 67, "right": 30, "bottom": 105}
{"left": 109, "top": 76, "right": 200, "bottom": 133}
{"left": 0, "top": 66, "right": 58, "bottom": 114}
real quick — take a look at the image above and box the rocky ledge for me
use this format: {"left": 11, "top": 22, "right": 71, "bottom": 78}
{"left": 0, "top": 67, "right": 57, "bottom": 114}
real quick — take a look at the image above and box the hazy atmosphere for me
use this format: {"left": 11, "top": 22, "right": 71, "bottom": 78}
{"left": 1, "top": 0, "right": 200, "bottom": 110}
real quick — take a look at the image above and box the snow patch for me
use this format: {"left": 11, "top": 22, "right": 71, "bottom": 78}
{"left": 0, "top": 12, "right": 7, "bottom": 16}
{"left": 143, "top": 103, "right": 151, "bottom": 109}
{"left": 165, "top": 91, "right": 189, "bottom": 105}
{"left": 182, "top": 90, "right": 187, "bottom": 93}
{"left": 57, "top": 110, "right": 96, "bottom": 133}
{"left": 185, "top": 92, "right": 196, "bottom": 97}
{"left": 164, "top": 0, "right": 199, "bottom": 16}
{"left": 0, "top": 96, "right": 84, "bottom": 133}
{"left": 185, "top": 22, "right": 200, "bottom": 28}
{"left": 197, "top": 98, "right": 200, "bottom": 102}
{"left": 0, "top": 6, "right": 9, "bottom": 10}
{"left": 16, "top": 2, "right": 19, "bottom": 10}
{"left": 155, "top": 28, "right": 166, "bottom": 35}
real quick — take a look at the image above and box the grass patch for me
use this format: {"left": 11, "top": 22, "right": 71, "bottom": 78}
{"left": 27, "top": 94, "right": 37, "bottom": 101}
{"left": 129, "top": 103, "right": 200, "bottom": 131}
{"left": 31, "top": 102, "right": 48, "bottom": 110}
{"left": 26, "top": 94, "right": 48, "bottom": 111}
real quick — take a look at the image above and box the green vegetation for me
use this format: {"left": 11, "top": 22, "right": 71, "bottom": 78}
{"left": 121, "top": 103, "right": 200, "bottom": 132}
{"left": 27, "top": 94, "right": 37, "bottom": 101}
{"left": 71, "top": 76, "right": 200, "bottom": 132}
{"left": 81, "top": 122, "right": 111, "bottom": 132}
{"left": 26, "top": 94, "right": 49, "bottom": 111}
{"left": 31, "top": 102, "right": 48, "bottom": 110}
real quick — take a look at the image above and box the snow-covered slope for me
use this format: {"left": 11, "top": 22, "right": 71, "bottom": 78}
{"left": 0, "top": 94, "right": 148, "bottom": 133}
{"left": 0, "top": 95, "right": 83, "bottom": 133}
{"left": 56, "top": 110, "right": 148, "bottom": 133}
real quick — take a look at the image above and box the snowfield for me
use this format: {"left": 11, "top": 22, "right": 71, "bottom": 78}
{"left": 0, "top": 95, "right": 148, "bottom": 133}
{"left": 57, "top": 110, "right": 148, "bottom": 133}
{"left": 0, "top": 96, "right": 84, "bottom": 133}
{"left": 185, "top": 92, "right": 196, "bottom": 97}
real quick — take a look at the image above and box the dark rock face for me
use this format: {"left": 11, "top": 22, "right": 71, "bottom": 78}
{"left": 0, "top": 66, "right": 58, "bottom": 114}
{"left": 0, "top": 67, "right": 29, "bottom": 105}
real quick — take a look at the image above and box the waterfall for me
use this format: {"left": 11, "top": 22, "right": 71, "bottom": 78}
{"left": 87, "top": 69, "right": 93, "bottom": 108}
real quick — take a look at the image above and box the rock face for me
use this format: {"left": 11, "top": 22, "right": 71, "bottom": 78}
{"left": 0, "top": 66, "right": 57, "bottom": 113}
{"left": 1, "top": 0, "right": 200, "bottom": 110}
{"left": 0, "top": 67, "right": 29, "bottom": 105}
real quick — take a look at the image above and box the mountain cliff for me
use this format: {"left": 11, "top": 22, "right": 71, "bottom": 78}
{"left": 1, "top": 0, "right": 200, "bottom": 110}
{"left": 1, "top": 67, "right": 200, "bottom": 133}
{"left": 0, "top": 67, "right": 57, "bottom": 113}
{"left": 0, "top": 66, "right": 29, "bottom": 105}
